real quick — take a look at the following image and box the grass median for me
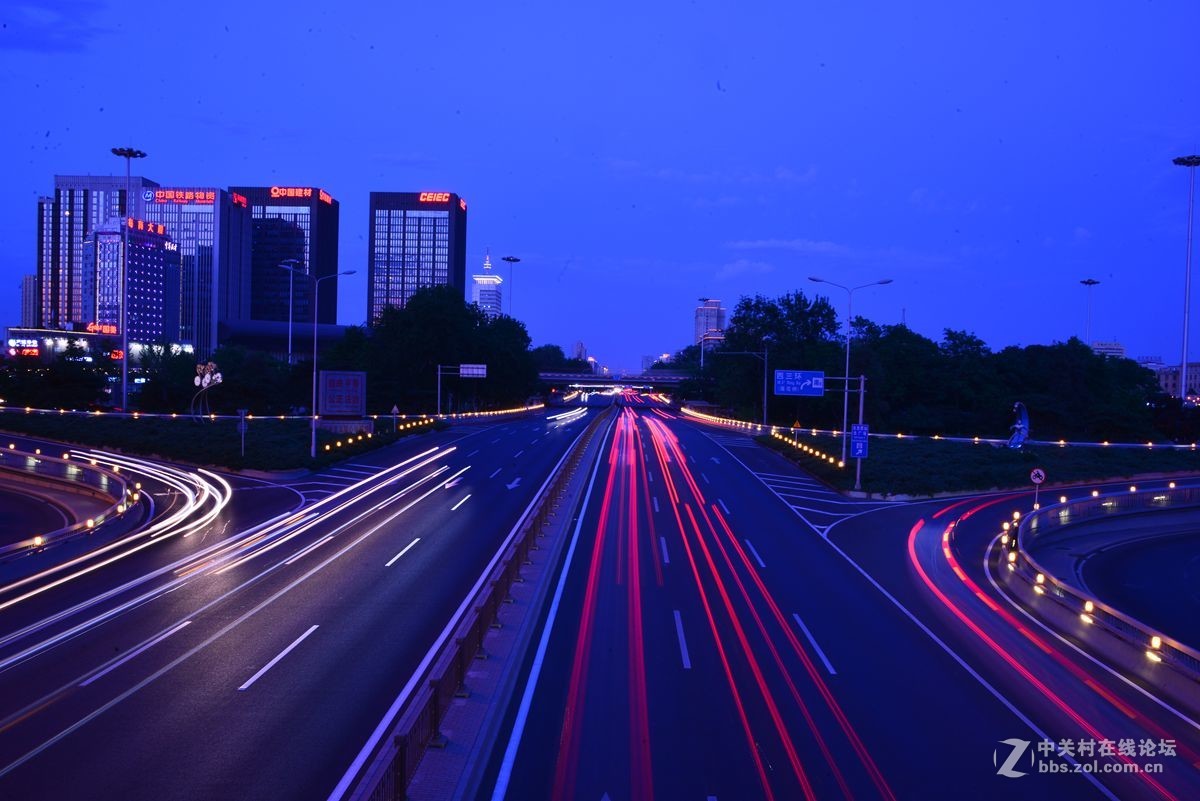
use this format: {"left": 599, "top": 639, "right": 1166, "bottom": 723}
{"left": 758, "top": 432, "right": 1200, "bottom": 497}
{"left": 0, "top": 411, "right": 444, "bottom": 472}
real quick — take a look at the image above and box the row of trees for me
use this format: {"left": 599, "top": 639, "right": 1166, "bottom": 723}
{"left": 0, "top": 287, "right": 551, "bottom": 416}
{"left": 663, "top": 290, "right": 1187, "bottom": 443}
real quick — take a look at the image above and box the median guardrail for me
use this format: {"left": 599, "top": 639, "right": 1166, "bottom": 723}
{"left": 0, "top": 446, "right": 131, "bottom": 562}
{"left": 349, "top": 406, "right": 612, "bottom": 801}
{"left": 1007, "top": 484, "right": 1200, "bottom": 681}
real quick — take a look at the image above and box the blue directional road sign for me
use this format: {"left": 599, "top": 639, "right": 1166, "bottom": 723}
{"left": 850, "top": 423, "right": 869, "bottom": 458}
{"left": 774, "top": 370, "right": 825, "bottom": 397}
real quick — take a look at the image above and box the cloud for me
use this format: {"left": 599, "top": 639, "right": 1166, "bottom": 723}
{"left": 716, "top": 258, "right": 775, "bottom": 281}
{"left": 607, "top": 159, "right": 817, "bottom": 187}
{"left": 1, "top": 1, "right": 112, "bottom": 53}
{"left": 725, "top": 238, "right": 851, "bottom": 255}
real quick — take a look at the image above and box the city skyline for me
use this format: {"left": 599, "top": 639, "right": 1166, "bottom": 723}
{"left": 2, "top": 2, "right": 1199, "bottom": 372}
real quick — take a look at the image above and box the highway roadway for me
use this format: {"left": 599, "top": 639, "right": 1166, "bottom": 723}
{"left": 0, "top": 408, "right": 596, "bottom": 800}
{"left": 486, "top": 397, "right": 1200, "bottom": 801}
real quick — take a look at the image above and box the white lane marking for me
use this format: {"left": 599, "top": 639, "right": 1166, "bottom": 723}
{"left": 79, "top": 621, "right": 192, "bottom": 687}
{"left": 385, "top": 538, "right": 421, "bottom": 567}
{"left": 486, "top": 416, "right": 617, "bottom": 801}
{"left": 451, "top": 494, "right": 472, "bottom": 511}
{"left": 673, "top": 610, "right": 692, "bottom": 669}
{"left": 792, "top": 613, "right": 836, "bottom": 675}
{"left": 466, "top": 449, "right": 480, "bottom": 457}
{"left": 718, "top": 498, "right": 730, "bottom": 515}
{"left": 652, "top": 496, "right": 660, "bottom": 513}
{"left": 647, "top": 471, "right": 654, "bottom": 483}
{"left": 701, "top": 472, "right": 710, "bottom": 484}
{"left": 660, "top": 537, "right": 670, "bottom": 565}
{"left": 514, "top": 450, "right": 525, "bottom": 458}
{"left": 744, "top": 539, "right": 766, "bottom": 568}
{"left": 531, "top": 439, "right": 539, "bottom": 444}
{"left": 489, "top": 468, "right": 502, "bottom": 479}
{"left": 490, "top": 438, "right": 501, "bottom": 444}
{"left": 984, "top": 535, "right": 1200, "bottom": 733}
{"left": 238, "top": 624, "right": 319, "bottom": 691}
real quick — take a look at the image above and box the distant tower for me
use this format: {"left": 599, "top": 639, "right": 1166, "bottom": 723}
{"left": 695, "top": 298, "right": 726, "bottom": 350}
{"left": 471, "top": 249, "right": 503, "bottom": 319}
{"left": 20, "top": 275, "right": 38, "bottom": 328}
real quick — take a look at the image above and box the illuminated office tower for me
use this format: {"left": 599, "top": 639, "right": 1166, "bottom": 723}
{"left": 470, "top": 251, "right": 503, "bottom": 319}
{"left": 367, "top": 191, "right": 468, "bottom": 321}
{"left": 37, "top": 174, "right": 158, "bottom": 330}
{"left": 229, "top": 185, "right": 341, "bottom": 325}
{"left": 83, "top": 217, "right": 181, "bottom": 345}
{"left": 142, "top": 187, "right": 252, "bottom": 356}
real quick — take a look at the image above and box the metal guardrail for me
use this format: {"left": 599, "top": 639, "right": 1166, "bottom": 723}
{"left": 1009, "top": 485, "right": 1200, "bottom": 680}
{"left": 0, "top": 446, "right": 130, "bottom": 561}
{"left": 351, "top": 407, "right": 613, "bottom": 801}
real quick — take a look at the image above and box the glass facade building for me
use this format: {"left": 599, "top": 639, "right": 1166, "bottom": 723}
{"left": 83, "top": 217, "right": 181, "bottom": 345}
{"left": 37, "top": 175, "right": 158, "bottom": 330}
{"left": 229, "top": 186, "right": 341, "bottom": 326}
{"left": 367, "top": 191, "right": 467, "bottom": 322}
{"left": 142, "top": 187, "right": 252, "bottom": 357}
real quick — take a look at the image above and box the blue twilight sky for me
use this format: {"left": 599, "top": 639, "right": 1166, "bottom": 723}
{"left": 1, "top": 1, "right": 1198, "bottom": 373}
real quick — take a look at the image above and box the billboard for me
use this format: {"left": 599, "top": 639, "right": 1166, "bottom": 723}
{"left": 319, "top": 371, "right": 367, "bottom": 416}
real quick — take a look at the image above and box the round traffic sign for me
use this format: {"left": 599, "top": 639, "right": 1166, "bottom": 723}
{"left": 1030, "top": 468, "right": 1046, "bottom": 485}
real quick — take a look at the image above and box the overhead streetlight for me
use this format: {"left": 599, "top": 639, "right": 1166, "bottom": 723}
{"left": 1174, "top": 155, "right": 1200, "bottom": 401}
{"left": 279, "top": 258, "right": 303, "bottom": 364}
{"left": 808, "top": 276, "right": 893, "bottom": 463}
{"left": 501, "top": 255, "right": 521, "bottom": 316}
{"left": 310, "top": 269, "right": 356, "bottom": 458}
{"left": 111, "top": 147, "right": 147, "bottom": 411}
{"left": 1080, "top": 278, "right": 1100, "bottom": 346}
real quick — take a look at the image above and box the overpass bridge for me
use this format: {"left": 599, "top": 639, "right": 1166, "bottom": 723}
{"left": 538, "top": 370, "right": 692, "bottom": 387}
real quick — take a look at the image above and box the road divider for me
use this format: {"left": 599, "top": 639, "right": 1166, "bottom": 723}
{"left": 1002, "top": 485, "right": 1200, "bottom": 688}
{"left": 333, "top": 407, "right": 614, "bottom": 801}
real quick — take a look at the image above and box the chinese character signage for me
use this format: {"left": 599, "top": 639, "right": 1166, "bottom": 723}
{"left": 773, "top": 370, "right": 824, "bottom": 397}
{"left": 152, "top": 189, "right": 216, "bottom": 205}
{"left": 85, "top": 322, "right": 119, "bottom": 335}
{"left": 126, "top": 217, "right": 166, "bottom": 235}
{"left": 319, "top": 371, "right": 367, "bottom": 416}
{"left": 270, "top": 186, "right": 314, "bottom": 199}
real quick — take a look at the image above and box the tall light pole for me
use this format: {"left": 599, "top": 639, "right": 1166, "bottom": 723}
{"left": 1175, "top": 155, "right": 1200, "bottom": 402}
{"left": 714, "top": 335, "right": 771, "bottom": 425}
{"left": 111, "top": 147, "right": 146, "bottom": 410}
{"left": 501, "top": 255, "right": 520, "bottom": 316}
{"left": 279, "top": 258, "right": 302, "bottom": 364}
{"left": 1080, "top": 278, "right": 1100, "bottom": 346}
{"left": 808, "top": 276, "right": 893, "bottom": 462}
{"left": 310, "top": 269, "right": 356, "bottom": 458}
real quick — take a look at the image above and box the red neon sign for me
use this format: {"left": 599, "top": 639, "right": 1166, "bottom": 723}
{"left": 153, "top": 189, "right": 215, "bottom": 205}
{"left": 110, "top": 350, "right": 125, "bottom": 361}
{"left": 459, "top": 197, "right": 467, "bottom": 211}
{"left": 231, "top": 192, "right": 248, "bottom": 208}
{"left": 319, "top": 189, "right": 333, "bottom": 204}
{"left": 271, "top": 186, "right": 319, "bottom": 200}
{"left": 86, "top": 322, "right": 119, "bottom": 335}
{"left": 419, "top": 192, "right": 451, "bottom": 203}
{"left": 126, "top": 218, "right": 166, "bottom": 235}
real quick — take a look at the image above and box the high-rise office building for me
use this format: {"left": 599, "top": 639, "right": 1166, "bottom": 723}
{"left": 37, "top": 174, "right": 159, "bottom": 330}
{"left": 695, "top": 298, "right": 726, "bottom": 349}
{"left": 367, "top": 191, "right": 467, "bottom": 321}
{"left": 82, "top": 217, "right": 181, "bottom": 345}
{"left": 20, "top": 275, "right": 38, "bottom": 328}
{"left": 470, "top": 251, "right": 503, "bottom": 319}
{"left": 229, "top": 185, "right": 341, "bottom": 325}
{"left": 142, "top": 187, "right": 252, "bottom": 357}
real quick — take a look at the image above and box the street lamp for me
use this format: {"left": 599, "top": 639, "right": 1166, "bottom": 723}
{"left": 808, "top": 276, "right": 893, "bottom": 462}
{"left": 501, "top": 255, "right": 520, "bottom": 316}
{"left": 111, "top": 146, "right": 146, "bottom": 410}
{"left": 310, "top": 269, "right": 356, "bottom": 458}
{"left": 1174, "top": 155, "right": 1200, "bottom": 401}
{"left": 1080, "top": 278, "right": 1100, "bottom": 346}
{"left": 279, "top": 258, "right": 302, "bottom": 364}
